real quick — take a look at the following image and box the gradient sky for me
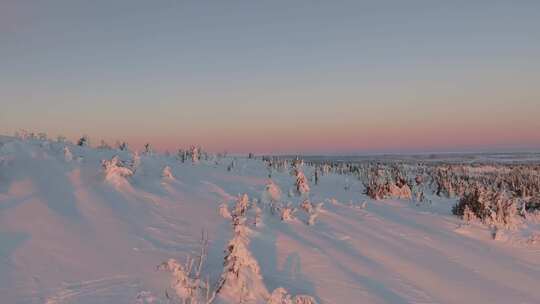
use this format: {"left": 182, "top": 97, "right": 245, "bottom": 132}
{"left": 1, "top": 0, "right": 539, "bottom": 154}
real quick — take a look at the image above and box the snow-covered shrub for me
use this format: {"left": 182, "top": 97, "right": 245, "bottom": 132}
{"left": 364, "top": 167, "right": 412, "bottom": 200}
{"left": 219, "top": 203, "right": 232, "bottom": 219}
{"left": 300, "top": 200, "right": 321, "bottom": 226}
{"left": 116, "top": 141, "right": 129, "bottom": 151}
{"left": 307, "top": 212, "right": 318, "bottom": 226}
{"left": 158, "top": 259, "right": 201, "bottom": 301}
{"left": 364, "top": 179, "right": 389, "bottom": 200}
{"left": 462, "top": 205, "right": 476, "bottom": 223}
{"left": 300, "top": 200, "right": 313, "bottom": 213}
{"left": 526, "top": 232, "right": 540, "bottom": 245}
{"left": 280, "top": 204, "right": 296, "bottom": 221}
{"left": 254, "top": 203, "right": 263, "bottom": 227}
{"left": 102, "top": 155, "right": 133, "bottom": 184}
{"left": 144, "top": 143, "right": 153, "bottom": 155}
{"left": 178, "top": 149, "right": 187, "bottom": 163}
{"left": 388, "top": 182, "right": 412, "bottom": 200}
{"left": 288, "top": 188, "right": 295, "bottom": 198}
{"left": 132, "top": 151, "right": 141, "bottom": 171}
{"left": 134, "top": 291, "right": 160, "bottom": 304}
{"left": 77, "top": 135, "right": 90, "bottom": 147}
{"left": 295, "top": 170, "right": 310, "bottom": 196}
{"left": 190, "top": 146, "right": 199, "bottom": 164}
{"left": 63, "top": 146, "right": 73, "bottom": 162}
{"left": 267, "top": 288, "right": 318, "bottom": 304}
{"left": 37, "top": 132, "right": 48, "bottom": 141}
{"left": 227, "top": 160, "right": 235, "bottom": 172}
{"left": 234, "top": 194, "right": 250, "bottom": 218}
{"left": 263, "top": 180, "right": 282, "bottom": 204}
{"left": 162, "top": 166, "right": 174, "bottom": 180}
{"left": 97, "top": 140, "right": 111, "bottom": 150}
{"left": 524, "top": 194, "right": 540, "bottom": 213}
{"left": 452, "top": 186, "right": 521, "bottom": 229}
{"left": 56, "top": 135, "right": 67, "bottom": 143}
{"left": 158, "top": 232, "right": 213, "bottom": 303}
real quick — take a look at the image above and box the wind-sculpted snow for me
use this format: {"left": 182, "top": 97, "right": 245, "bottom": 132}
{"left": 0, "top": 136, "right": 539, "bottom": 303}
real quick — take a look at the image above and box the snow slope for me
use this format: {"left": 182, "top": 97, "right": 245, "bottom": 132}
{"left": 0, "top": 136, "right": 539, "bottom": 303}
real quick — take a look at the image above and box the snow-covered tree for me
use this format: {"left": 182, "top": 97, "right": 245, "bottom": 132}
{"left": 234, "top": 194, "right": 250, "bottom": 218}
{"left": 144, "top": 143, "right": 153, "bottom": 155}
{"left": 77, "top": 135, "right": 90, "bottom": 147}
{"left": 295, "top": 170, "right": 310, "bottom": 196}
{"left": 63, "top": 146, "right": 73, "bottom": 162}
{"left": 117, "top": 141, "right": 129, "bottom": 151}
{"left": 190, "top": 146, "right": 199, "bottom": 164}
{"left": 215, "top": 203, "right": 268, "bottom": 303}
{"left": 97, "top": 140, "right": 112, "bottom": 150}
{"left": 132, "top": 151, "right": 141, "bottom": 171}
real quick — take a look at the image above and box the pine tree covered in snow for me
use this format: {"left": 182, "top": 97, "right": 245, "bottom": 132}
{"left": 295, "top": 170, "right": 310, "bottom": 196}
{"left": 190, "top": 146, "right": 200, "bottom": 164}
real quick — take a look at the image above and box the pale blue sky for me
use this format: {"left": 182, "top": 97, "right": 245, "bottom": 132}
{"left": 1, "top": 0, "right": 539, "bottom": 153}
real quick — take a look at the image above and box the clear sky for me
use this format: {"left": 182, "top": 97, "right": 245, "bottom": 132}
{"left": 1, "top": 0, "right": 539, "bottom": 154}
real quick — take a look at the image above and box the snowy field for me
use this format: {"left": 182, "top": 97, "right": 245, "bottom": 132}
{"left": 1, "top": 136, "right": 539, "bottom": 304}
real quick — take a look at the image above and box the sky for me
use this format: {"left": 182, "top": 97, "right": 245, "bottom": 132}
{"left": 1, "top": 0, "right": 539, "bottom": 154}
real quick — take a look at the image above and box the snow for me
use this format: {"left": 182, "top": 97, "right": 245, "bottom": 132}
{"left": 0, "top": 136, "right": 539, "bottom": 303}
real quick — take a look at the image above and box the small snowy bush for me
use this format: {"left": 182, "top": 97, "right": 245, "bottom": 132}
{"left": 263, "top": 180, "right": 282, "bottom": 203}
{"left": 102, "top": 155, "right": 133, "bottom": 184}
{"left": 158, "top": 231, "right": 213, "bottom": 303}
{"left": 267, "top": 288, "right": 318, "bottom": 304}
{"left": 162, "top": 166, "right": 174, "bottom": 180}
{"left": 63, "top": 146, "right": 73, "bottom": 162}
{"left": 300, "top": 200, "right": 313, "bottom": 213}
{"left": 280, "top": 204, "right": 296, "bottom": 221}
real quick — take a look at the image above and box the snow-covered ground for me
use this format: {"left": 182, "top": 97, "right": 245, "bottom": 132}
{"left": 1, "top": 136, "right": 539, "bottom": 303}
